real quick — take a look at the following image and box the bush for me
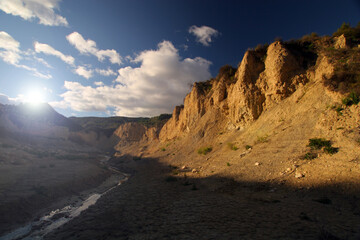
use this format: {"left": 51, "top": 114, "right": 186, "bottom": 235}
{"left": 333, "top": 22, "right": 360, "bottom": 42}
{"left": 302, "top": 152, "right": 317, "bottom": 160}
{"left": 245, "top": 145, "right": 252, "bottom": 150}
{"left": 307, "top": 138, "right": 339, "bottom": 155}
{"left": 227, "top": 142, "right": 238, "bottom": 151}
{"left": 196, "top": 80, "right": 212, "bottom": 94}
{"left": 308, "top": 138, "right": 331, "bottom": 150}
{"left": 197, "top": 146, "right": 212, "bottom": 155}
{"left": 324, "top": 146, "right": 339, "bottom": 155}
{"left": 342, "top": 92, "right": 359, "bottom": 106}
{"left": 335, "top": 106, "right": 344, "bottom": 116}
{"left": 218, "top": 65, "right": 237, "bottom": 79}
{"left": 257, "top": 135, "right": 269, "bottom": 143}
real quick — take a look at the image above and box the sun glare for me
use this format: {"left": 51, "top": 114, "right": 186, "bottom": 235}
{"left": 25, "top": 90, "right": 45, "bottom": 105}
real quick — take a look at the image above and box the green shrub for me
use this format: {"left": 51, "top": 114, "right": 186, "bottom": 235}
{"left": 308, "top": 138, "right": 331, "bottom": 150}
{"left": 245, "top": 145, "right": 252, "bottom": 150}
{"left": 336, "top": 106, "right": 344, "bottom": 115}
{"left": 226, "top": 162, "right": 231, "bottom": 166}
{"left": 333, "top": 22, "right": 360, "bottom": 41}
{"left": 227, "top": 142, "right": 238, "bottom": 151}
{"left": 257, "top": 135, "right": 269, "bottom": 143}
{"left": 307, "top": 138, "right": 339, "bottom": 155}
{"left": 324, "top": 146, "right": 339, "bottom": 155}
{"left": 218, "top": 64, "right": 237, "bottom": 79}
{"left": 196, "top": 80, "right": 212, "bottom": 94}
{"left": 342, "top": 92, "right": 359, "bottom": 106}
{"left": 161, "top": 148, "right": 166, "bottom": 152}
{"left": 302, "top": 152, "right": 317, "bottom": 160}
{"left": 197, "top": 147, "right": 212, "bottom": 155}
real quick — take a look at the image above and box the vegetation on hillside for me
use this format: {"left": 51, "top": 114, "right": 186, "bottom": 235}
{"left": 71, "top": 114, "right": 172, "bottom": 135}
{"left": 332, "top": 22, "right": 360, "bottom": 42}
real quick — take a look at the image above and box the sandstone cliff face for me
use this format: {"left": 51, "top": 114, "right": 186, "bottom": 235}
{"left": 160, "top": 41, "right": 318, "bottom": 141}
{"left": 114, "top": 122, "right": 158, "bottom": 147}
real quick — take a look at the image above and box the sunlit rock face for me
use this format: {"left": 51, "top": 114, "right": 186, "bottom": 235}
{"left": 159, "top": 40, "right": 317, "bottom": 141}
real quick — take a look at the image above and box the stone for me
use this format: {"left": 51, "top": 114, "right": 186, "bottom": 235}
{"left": 254, "top": 162, "right": 260, "bottom": 166}
{"left": 295, "top": 172, "right": 304, "bottom": 178}
{"left": 334, "top": 34, "right": 349, "bottom": 49}
{"left": 180, "top": 165, "right": 187, "bottom": 170}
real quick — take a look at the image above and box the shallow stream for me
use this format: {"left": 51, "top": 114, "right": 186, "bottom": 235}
{"left": 0, "top": 157, "right": 128, "bottom": 240}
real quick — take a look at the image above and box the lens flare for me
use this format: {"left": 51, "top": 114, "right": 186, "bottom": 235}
{"left": 25, "top": 90, "right": 45, "bottom": 105}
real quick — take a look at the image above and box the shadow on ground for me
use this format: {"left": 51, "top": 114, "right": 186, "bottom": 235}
{"left": 44, "top": 155, "right": 360, "bottom": 240}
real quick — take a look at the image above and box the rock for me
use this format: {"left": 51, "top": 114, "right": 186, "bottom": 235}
{"left": 254, "top": 162, "right": 260, "bottom": 166}
{"left": 192, "top": 169, "right": 198, "bottom": 173}
{"left": 334, "top": 34, "right": 349, "bottom": 49}
{"left": 286, "top": 168, "right": 291, "bottom": 172}
{"left": 295, "top": 172, "right": 304, "bottom": 179}
{"left": 180, "top": 165, "right": 187, "bottom": 170}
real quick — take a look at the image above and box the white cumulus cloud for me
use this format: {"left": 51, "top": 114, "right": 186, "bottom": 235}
{"left": 66, "top": 32, "right": 122, "bottom": 65}
{"left": 0, "top": 31, "right": 21, "bottom": 64}
{"left": 0, "top": 31, "right": 52, "bottom": 79}
{"left": 95, "top": 67, "right": 117, "bottom": 76}
{"left": 94, "top": 81, "right": 104, "bottom": 86}
{"left": 51, "top": 40, "right": 212, "bottom": 117}
{"left": 34, "top": 41, "right": 74, "bottom": 65}
{"left": 0, "top": 93, "right": 21, "bottom": 105}
{"left": 0, "top": 0, "right": 68, "bottom": 26}
{"left": 189, "top": 25, "right": 219, "bottom": 46}
{"left": 75, "top": 65, "right": 93, "bottom": 79}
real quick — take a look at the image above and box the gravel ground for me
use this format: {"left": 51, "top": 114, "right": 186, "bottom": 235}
{"left": 45, "top": 156, "right": 360, "bottom": 240}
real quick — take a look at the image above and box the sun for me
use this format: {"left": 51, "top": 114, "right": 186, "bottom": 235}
{"left": 25, "top": 90, "right": 45, "bottom": 105}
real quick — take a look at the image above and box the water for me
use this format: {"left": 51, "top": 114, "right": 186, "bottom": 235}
{"left": 0, "top": 159, "right": 129, "bottom": 240}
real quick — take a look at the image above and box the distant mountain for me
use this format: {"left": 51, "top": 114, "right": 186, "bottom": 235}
{"left": 0, "top": 103, "right": 82, "bottom": 132}
{"left": 70, "top": 114, "right": 171, "bottom": 137}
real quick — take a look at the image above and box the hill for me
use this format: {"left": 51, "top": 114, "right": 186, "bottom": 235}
{"left": 56, "top": 29, "right": 360, "bottom": 239}
{"left": 3, "top": 25, "right": 360, "bottom": 239}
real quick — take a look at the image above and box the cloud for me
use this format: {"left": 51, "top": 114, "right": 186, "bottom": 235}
{"left": 0, "top": 93, "right": 26, "bottom": 105}
{"left": 17, "top": 64, "right": 52, "bottom": 79}
{"left": 66, "top": 32, "right": 122, "bottom": 64}
{"left": 34, "top": 56, "right": 52, "bottom": 68}
{"left": 34, "top": 41, "right": 74, "bottom": 65}
{"left": 0, "top": 31, "right": 21, "bottom": 64}
{"left": 94, "top": 81, "right": 104, "bottom": 86}
{"left": 0, "top": 0, "right": 68, "bottom": 26}
{"left": 75, "top": 65, "right": 93, "bottom": 79}
{"left": 95, "top": 67, "right": 117, "bottom": 76}
{"left": 0, "top": 93, "right": 16, "bottom": 105}
{"left": 0, "top": 31, "right": 52, "bottom": 79}
{"left": 189, "top": 25, "right": 219, "bottom": 46}
{"left": 51, "top": 40, "right": 211, "bottom": 117}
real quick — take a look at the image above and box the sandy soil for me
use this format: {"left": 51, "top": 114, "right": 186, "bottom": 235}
{"left": 0, "top": 134, "right": 112, "bottom": 235}
{"left": 45, "top": 154, "right": 360, "bottom": 240}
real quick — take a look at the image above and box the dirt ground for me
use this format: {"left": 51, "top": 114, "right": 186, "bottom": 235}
{"left": 0, "top": 133, "right": 112, "bottom": 235}
{"left": 45, "top": 154, "right": 360, "bottom": 240}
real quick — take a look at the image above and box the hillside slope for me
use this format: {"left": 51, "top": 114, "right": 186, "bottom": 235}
{"left": 46, "top": 33, "right": 360, "bottom": 239}
{"left": 115, "top": 35, "right": 360, "bottom": 193}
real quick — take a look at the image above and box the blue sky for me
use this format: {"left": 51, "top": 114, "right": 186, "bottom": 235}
{"left": 0, "top": 0, "right": 360, "bottom": 117}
